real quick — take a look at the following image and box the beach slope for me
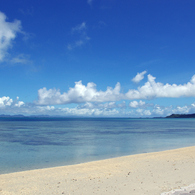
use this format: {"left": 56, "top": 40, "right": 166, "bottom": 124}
{"left": 1, "top": 146, "right": 195, "bottom": 195}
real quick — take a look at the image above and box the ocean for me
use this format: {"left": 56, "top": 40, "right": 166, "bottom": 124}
{"left": 0, "top": 117, "right": 195, "bottom": 174}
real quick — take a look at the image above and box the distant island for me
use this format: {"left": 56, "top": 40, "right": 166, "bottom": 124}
{"left": 166, "top": 113, "right": 195, "bottom": 118}
{"left": 0, "top": 114, "right": 195, "bottom": 120}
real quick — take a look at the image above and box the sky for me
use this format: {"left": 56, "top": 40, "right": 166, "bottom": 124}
{"left": 0, "top": 0, "right": 195, "bottom": 117}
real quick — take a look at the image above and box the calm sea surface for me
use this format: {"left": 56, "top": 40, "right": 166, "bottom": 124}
{"left": 0, "top": 118, "right": 195, "bottom": 174}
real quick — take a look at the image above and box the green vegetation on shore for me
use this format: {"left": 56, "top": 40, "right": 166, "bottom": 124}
{"left": 166, "top": 113, "right": 195, "bottom": 118}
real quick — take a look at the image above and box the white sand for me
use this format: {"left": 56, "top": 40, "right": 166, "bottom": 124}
{"left": 1, "top": 146, "right": 195, "bottom": 195}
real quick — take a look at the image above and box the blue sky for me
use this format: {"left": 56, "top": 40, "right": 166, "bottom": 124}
{"left": 0, "top": 0, "right": 195, "bottom": 117}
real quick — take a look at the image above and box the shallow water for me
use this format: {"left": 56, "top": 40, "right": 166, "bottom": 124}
{"left": 0, "top": 118, "right": 195, "bottom": 174}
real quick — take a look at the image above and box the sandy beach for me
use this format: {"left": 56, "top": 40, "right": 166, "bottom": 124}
{"left": 1, "top": 146, "right": 195, "bottom": 195}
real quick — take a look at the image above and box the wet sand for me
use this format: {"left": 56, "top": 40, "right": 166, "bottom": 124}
{"left": 1, "top": 146, "right": 195, "bottom": 195}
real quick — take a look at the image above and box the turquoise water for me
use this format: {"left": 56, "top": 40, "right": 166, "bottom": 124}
{"left": 0, "top": 118, "right": 195, "bottom": 174}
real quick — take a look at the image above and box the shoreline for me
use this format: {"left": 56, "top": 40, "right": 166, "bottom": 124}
{"left": 1, "top": 146, "right": 195, "bottom": 194}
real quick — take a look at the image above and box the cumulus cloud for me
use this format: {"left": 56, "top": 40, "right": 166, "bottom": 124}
{"left": 172, "top": 106, "right": 190, "bottom": 114}
{"left": 132, "top": 71, "right": 147, "bottom": 83}
{"left": 3, "top": 72, "right": 195, "bottom": 117}
{"left": 129, "top": 100, "right": 146, "bottom": 108}
{"left": 0, "top": 11, "right": 22, "bottom": 61}
{"left": 141, "top": 103, "right": 195, "bottom": 117}
{"left": 15, "top": 101, "right": 25, "bottom": 107}
{"left": 136, "top": 109, "right": 151, "bottom": 116}
{"left": 0, "top": 96, "right": 24, "bottom": 108}
{"left": 36, "top": 81, "right": 122, "bottom": 105}
{"left": 0, "top": 96, "right": 13, "bottom": 107}
{"left": 152, "top": 106, "right": 165, "bottom": 115}
{"left": 36, "top": 74, "right": 195, "bottom": 106}
{"left": 2, "top": 96, "right": 195, "bottom": 117}
{"left": 126, "top": 74, "right": 195, "bottom": 99}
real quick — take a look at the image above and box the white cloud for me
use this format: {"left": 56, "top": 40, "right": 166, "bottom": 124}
{"left": 132, "top": 71, "right": 147, "bottom": 83}
{"left": 0, "top": 96, "right": 13, "bottom": 107}
{"left": 68, "top": 22, "right": 90, "bottom": 50}
{"left": 150, "top": 104, "right": 195, "bottom": 117}
{"left": 136, "top": 109, "right": 151, "bottom": 116}
{"left": 68, "top": 36, "right": 90, "bottom": 50}
{"left": 0, "top": 12, "right": 21, "bottom": 61}
{"left": 36, "top": 81, "right": 122, "bottom": 105}
{"left": 144, "top": 110, "right": 152, "bottom": 116}
{"left": 78, "top": 101, "right": 126, "bottom": 110}
{"left": 152, "top": 106, "right": 165, "bottom": 115}
{"left": 129, "top": 100, "right": 145, "bottom": 108}
{"left": 15, "top": 101, "right": 25, "bottom": 107}
{"left": 10, "top": 54, "right": 31, "bottom": 65}
{"left": 3, "top": 72, "right": 195, "bottom": 117}
{"left": 129, "top": 101, "right": 138, "bottom": 108}
{"left": 2, "top": 95, "right": 195, "bottom": 117}
{"left": 72, "top": 22, "right": 86, "bottom": 33}
{"left": 37, "top": 105, "right": 55, "bottom": 112}
{"left": 126, "top": 74, "right": 195, "bottom": 99}
{"left": 172, "top": 106, "right": 190, "bottom": 114}
{"left": 30, "top": 105, "right": 119, "bottom": 116}
{"left": 35, "top": 74, "right": 195, "bottom": 106}
{"left": 60, "top": 107, "right": 118, "bottom": 116}
{"left": 0, "top": 96, "right": 24, "bottom": 108}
